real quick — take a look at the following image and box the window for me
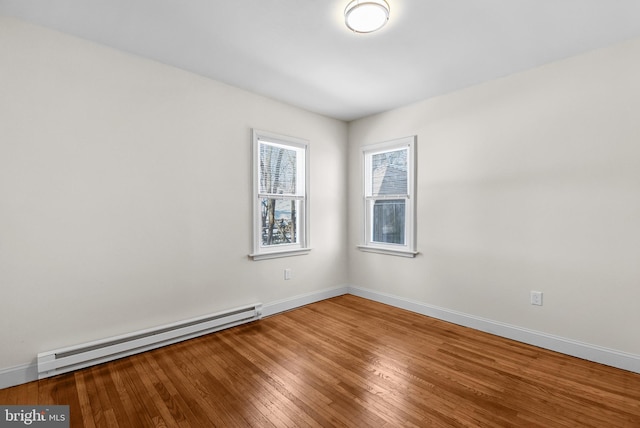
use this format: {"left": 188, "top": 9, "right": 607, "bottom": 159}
{"left": 250, "top": 129, "right": 310, "bottom": 260}
{"left": 360, "top": 136, "right": 417, "bottom": 257}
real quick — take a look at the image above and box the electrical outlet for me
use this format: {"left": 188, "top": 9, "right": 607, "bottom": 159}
{"left": 530, "top": 291, "right": 543, "bottom": 306}
{"left": 284, "top": 268, "right": 292, "bottom": 280}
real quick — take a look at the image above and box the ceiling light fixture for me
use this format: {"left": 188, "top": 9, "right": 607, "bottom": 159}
{"left": 344, "top": 0, "right": 390, "bottom": 34}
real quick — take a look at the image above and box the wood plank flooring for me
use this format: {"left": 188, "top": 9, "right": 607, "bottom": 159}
{"left": 2, "top": 295, "right": 639, "bottom": 427}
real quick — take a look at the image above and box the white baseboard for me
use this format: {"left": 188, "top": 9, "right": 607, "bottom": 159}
{"left": 262, "top": 285, "right": 349, "bottom": 317}
{"left": 0, "top": 286, "right": 349, "bottom": 390}
{"left": 0, "top": 362, "right": 38, "bottom": 390}
{"left": 348, "top": 285, "right": 640, "bottom": 374}
{"left": 3, "top": 284, "right": 637, "bottom": 389}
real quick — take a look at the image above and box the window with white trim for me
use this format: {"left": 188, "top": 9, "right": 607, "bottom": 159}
{"left": 250, "top": 129, "right": 310, "bottom": 260}
{"left": 359, "top": 136, "right": 417, "bottom": 257}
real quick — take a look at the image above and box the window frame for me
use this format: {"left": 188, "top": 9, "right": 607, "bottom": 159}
{"left": 359, "top": 136, "right": 417, "bottom": 258}
{"left": 250, "top": 129, "right": 310, "bottom": 261}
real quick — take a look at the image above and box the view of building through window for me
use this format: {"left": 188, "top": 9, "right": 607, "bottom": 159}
{"left": 373, "top": 199, "right": 405, "bottom": 244}
{"left": 371, "top": 148, "right": 408, "bottom": 245}
{"left": 362, "top": 136, "right": 416, "bottom": 256}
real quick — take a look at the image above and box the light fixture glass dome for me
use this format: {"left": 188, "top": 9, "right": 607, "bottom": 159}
{"left": 344, "top": 0, "right": 390, "bottom": 33}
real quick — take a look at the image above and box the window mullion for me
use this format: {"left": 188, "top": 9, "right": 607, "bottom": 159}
{"left": 259, "top": 194, "right": 305, "bottom": 200}
{"left": 252, "top": 129, "right": 310, "bottom": 260}
{"left": 365, "top": 195, "right": 408, "bottom": 200}
{"left": 361, "top": 135, "right": 416, "bottom": 257}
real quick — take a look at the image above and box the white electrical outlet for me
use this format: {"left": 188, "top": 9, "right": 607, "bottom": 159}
{"left": 530, "top": 291, "right": 543, "bottom": 306}
{"left": 284, "top": 268, "right": 292, "bottom": 280}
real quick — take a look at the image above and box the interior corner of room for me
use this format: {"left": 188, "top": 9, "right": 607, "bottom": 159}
{"left": 1, "top": 0, "right": 640, "bottom": 396}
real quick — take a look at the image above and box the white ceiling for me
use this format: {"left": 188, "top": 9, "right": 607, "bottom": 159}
{"left": 2, "top": 0, "right": 640, "bottom": 121}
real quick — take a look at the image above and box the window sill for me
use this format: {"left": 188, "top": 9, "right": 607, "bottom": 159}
{"left": 357, "top": 245, "right": 418, "bottom": 258}
{"left": 249, "top": 248, "right": 311, "bottom": 261}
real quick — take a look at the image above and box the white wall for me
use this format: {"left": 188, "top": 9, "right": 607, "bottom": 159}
{"left": 0, "top": 16, "right": 348, "bottom": 371}
{"left": 348, "top": 36, "right": 640, "bottom": 356}
{"left": 2, "top": 13, "right": 639, "bottom": 383}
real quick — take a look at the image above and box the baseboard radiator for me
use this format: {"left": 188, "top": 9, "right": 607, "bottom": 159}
{"left": 37, "top": 303, "right": 263, "bottom": 379}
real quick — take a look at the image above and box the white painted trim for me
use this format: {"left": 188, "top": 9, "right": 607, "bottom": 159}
{"left": 262, "top": 286, "right": 349, "bottom": 317}
{"left": 3, "top": 285, "right": 636, "bottom": 389}
{"left": 0, "top": 362, "right": 38, "bottom": 390}
{"left": 361, "top": 135, "right": 417, "bottom": 254}
{"left": 249, "top": 248, "right": 311, "bottom": 261}
{"left": 348, "top": 285, "right": 640, "bottom": 374}
{"left": 251, "top": 129, "right": 310, "bottom": 260}
{"left": 0, "top": 287, "right": 348, "bottom": 389}
{"left": 357, "top": 245, "right": 418, "bottom": 258}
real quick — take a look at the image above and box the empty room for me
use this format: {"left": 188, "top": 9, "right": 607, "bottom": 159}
{"left": 1, "top": 1, "right": 639, "bottom": 426}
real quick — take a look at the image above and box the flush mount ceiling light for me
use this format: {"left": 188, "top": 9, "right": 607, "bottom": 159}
{"left": 344, "top": 0, "right": 390, "bottom": 33}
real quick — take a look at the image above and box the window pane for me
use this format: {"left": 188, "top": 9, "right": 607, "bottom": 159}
{"left": 371, "top": 148, "right": 407, "bottom": 196}
{"left": 372, "top": 199, "right": 405, "bottom": 244}
{"left": 259, "top": 143, "right": 297, "bottom": 195}
{"left": 260, "top": 198, "right": 299, "bottom": 246}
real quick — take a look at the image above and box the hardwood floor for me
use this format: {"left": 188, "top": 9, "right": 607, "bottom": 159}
{"left": 2, "top": 295, "right": 639, "bottom": 427}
